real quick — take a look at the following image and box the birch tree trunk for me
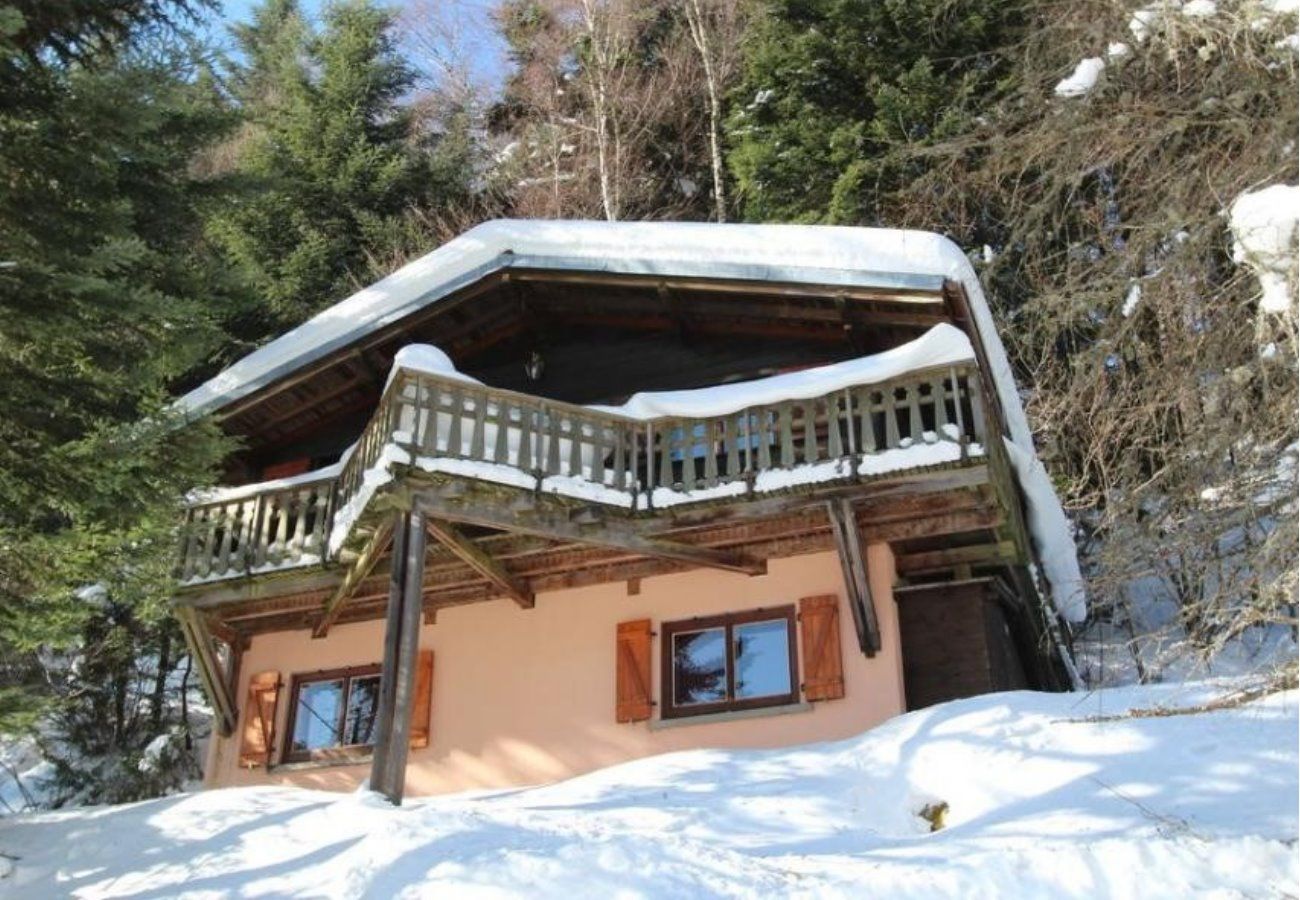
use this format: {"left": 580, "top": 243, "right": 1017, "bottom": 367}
{"left": 683, "top": 0, "right": 727, "bottom": 222}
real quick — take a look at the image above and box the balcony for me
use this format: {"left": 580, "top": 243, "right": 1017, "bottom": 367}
{"left": 178, "top": 357, "right": 991, "bottom": 587}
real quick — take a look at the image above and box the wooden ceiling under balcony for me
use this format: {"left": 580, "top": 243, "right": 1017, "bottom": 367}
{"left": 217, "top": 270, "right": 956, "bottom": 475}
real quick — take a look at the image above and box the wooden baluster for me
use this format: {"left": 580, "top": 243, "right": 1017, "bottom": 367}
{"left": 251, "top": 495, "right": 268, "bottom": 569}
{"left": 931, "top": 377, "right": 950, "bottom": 434}
{"left": 288, "top": 489, "right": 309, "bottom": 562}
{"left": 227, "top": 501, "right": 245, "bottom": 573}
{"left": 724, "top": 415, "right": 740, "bottom": 480}
{"left": 703, "top": 419, "right": 719, "bottom": 487}
{"left": 778, "top": 403, "right": 794, "bottom": 468}
{"left": 645, "top": 423, "right": 656, "bottom": 495}
{"left": 756, "top": 409, "right": 772, "bottom": 470}
{"left": 471, "top": 393, "right": 487, "bottom": 459}
{"left": 802, "top": 401, "right": 818, "bottom": 464}
{"left": 198, "top": 510, "right": 219, "bottom": 579}
{"left": 546, "top": 409, "right": 562, "bottom": 475}
{"left": 741, "top": 411, "right": 753, "bottom": 473}
{"left": 446, "top": 387, "right": 463, "bottom": 457}
{"left": 949, "top": 368, "right": 967, "bottom": 441}
{"left": 306, "top": 486, "right": 324, "bottom": 555}
{"left": 234, "top": 498, "right": 255, "bottom": 570}
{"left": 629, "top": 427, "right": 641, "bottom": 496}
{"left": 884, "top": 387, "right": 901, "bottom": 449}
{"left": 493, "top": 399, "right": 510, "bottom": 464}
{"left": 533, "top": 407, "right": 546, "bottom": 472}
{"left": 612, "top": 426, "right": 627, "bottom": 490}
{"left": 214, "top": 503, "right": 235, "bottom": 577}
{"left": 857, "top": 390, "right": 878, "bottom": 452}
{"left": 969, "top": 375, "right": 987, "bottom": 443}
{"left": 843, "top": 389, "right": 857, "bottom": 457}
{"left": 907, "top": 383, "right": 923, "bottom": 442}
{"left": 419, "top": 379, "right": 438, "bottom": 455}
{"left": 271, "top": 493, "right": 290, "bottom": 561}
{"left": 828, "top": 397, "right": 843, "bottom": 458}
{"left": 660, "top": 421, "right": 675, "bottom": 489}
{"left": 515, "top": 403, "right": 531, "bottom": 470}
{"left": 686, "top": 421, "right": 699, "bottom": 488}
{"left": 567, "top": 418, "right": 582, "bottom": 477}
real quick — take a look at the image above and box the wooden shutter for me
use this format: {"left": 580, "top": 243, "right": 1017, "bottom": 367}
{"left": 799, "top": 595, "right": 845, "bottom": 701}
{"left": 409, "top": 649, "right": 435, "bottom": 749}
{"left": 615, "top": 619, "right": 653, "bottom": 722}
{"left": 239, "top": 671, "right": 281, "bottom": 768}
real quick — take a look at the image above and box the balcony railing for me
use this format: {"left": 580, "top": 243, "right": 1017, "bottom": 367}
{"left": 179, "top": 362, "right": 987, "bottom": 585}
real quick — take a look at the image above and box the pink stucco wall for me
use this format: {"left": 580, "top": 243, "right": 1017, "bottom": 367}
{"left": 205, "top": 545, "right": 904, "bottom": 797}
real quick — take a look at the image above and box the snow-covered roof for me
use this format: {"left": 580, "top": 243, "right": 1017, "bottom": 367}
{"left": 177, "top": 220, "right": 967, "bottom": 421}
{"left": 178, "top": 219, "right": 1086, "bottom": 622}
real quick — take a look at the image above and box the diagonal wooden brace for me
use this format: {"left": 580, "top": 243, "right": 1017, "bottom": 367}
{"left": 176, "top": 604, "right": 238, "bottom": 737}
{"left": 313, "top": 518, "right": 394, "bottom": 638}
{"left": 426, "top": 519, "right": 535, "bottom": 609}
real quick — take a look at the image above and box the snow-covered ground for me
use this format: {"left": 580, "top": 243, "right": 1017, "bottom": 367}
{"left": 0, "top": 680, "right": 1294, "bottom": 898}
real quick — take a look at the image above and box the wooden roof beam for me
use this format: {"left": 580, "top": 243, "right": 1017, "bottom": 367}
{"left": 895, "top": 540, "right": 1019, "bottom": 575}
{"left": 425, "top": 518, "right": 535, "bottom": 609}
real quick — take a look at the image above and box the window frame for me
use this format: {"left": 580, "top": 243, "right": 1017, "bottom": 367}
{"left": 660, "top": 605, "right": 799, "bottom": 720}
{"left": 282, "top": 663, "right": 383, "bottom": 764}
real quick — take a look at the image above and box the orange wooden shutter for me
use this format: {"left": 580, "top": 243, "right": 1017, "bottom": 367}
{"left": 239, "top": 671, "right": 281, "bottom": 768}
{"left": 799, "top": 595, "right": 845, "bottom": 701}
{"left": 409, "top": 649, "right": 435, "bottom": 749}
{"left": 615, "top": 619, "right": 653, "bottom": 722}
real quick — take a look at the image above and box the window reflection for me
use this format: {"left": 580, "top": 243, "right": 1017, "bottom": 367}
{"left": 344, "top": 675, "right": 381, "bottom": 745}
{"left": 734, "top": 619, "right": 791, "bottom": 699}
{"left": 292, "top": 678, "right": 344, "bottom": 752}
{"left": 672, "top": 628, "right": 728, "bottom": 705}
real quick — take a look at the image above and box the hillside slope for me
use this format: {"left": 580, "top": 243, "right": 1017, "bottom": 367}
{"left": 0, "top": 680, "right": 1294, "bottom": 898}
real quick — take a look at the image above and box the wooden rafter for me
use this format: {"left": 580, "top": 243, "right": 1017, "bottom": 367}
{"left": 425, "top": 519, "right": 535, "bottom": 609}
{"left": 313, "top": 518, "right": 394, "bottom": 639}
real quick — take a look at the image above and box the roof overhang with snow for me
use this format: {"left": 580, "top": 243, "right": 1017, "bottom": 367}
{"left": 177, "top": 220, "right": 973, "bottom": 422}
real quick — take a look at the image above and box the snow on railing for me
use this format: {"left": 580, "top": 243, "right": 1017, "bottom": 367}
{"left": 179, "top": 363, "right": 987, "bottom": 586}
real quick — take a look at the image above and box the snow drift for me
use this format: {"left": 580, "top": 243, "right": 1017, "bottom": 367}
{"left": 0, "top": 680, "right": 1294, "bottom": 897}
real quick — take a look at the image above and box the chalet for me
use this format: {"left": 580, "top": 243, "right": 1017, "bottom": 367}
{"left": 173, "top": 220, "right": 1084, "bottom": 804}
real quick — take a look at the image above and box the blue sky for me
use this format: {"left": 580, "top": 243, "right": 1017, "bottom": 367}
{"left": 208, "top": 0, "right": 508, "bottom": 92}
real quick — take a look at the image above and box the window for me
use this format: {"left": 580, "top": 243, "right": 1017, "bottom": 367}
{"left": 660, "top": 606, "right": 798, "bottom": 719}
{"left": 284, "top": 665, "right": 382, "bottom": 762}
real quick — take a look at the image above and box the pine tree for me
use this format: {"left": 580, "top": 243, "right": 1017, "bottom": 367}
{"left": 210, "top": 0, "right": 470, "bottom": 335}
{"left": 726, "top": 0, "right": 1020, "bottom": 224}
{"left": 0, "top": 2, "right": 236, "bottom": 793}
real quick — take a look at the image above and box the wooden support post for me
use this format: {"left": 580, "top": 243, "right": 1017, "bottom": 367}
{"left": 425, "top": 518, "right": 534, "bottom": 609}
{"left": 369, "top": 510, "right": 427, "bottom": 806}
{"left": 176, "top": 604, "right": 237, "bottom": 737}
{"left": 826, "top": 499, "right": 882, "bottom": 656}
